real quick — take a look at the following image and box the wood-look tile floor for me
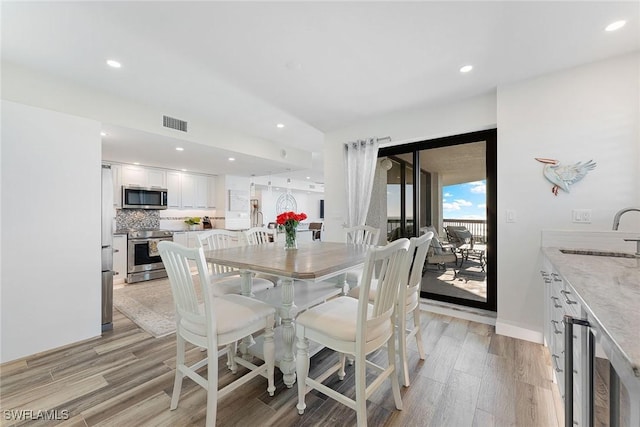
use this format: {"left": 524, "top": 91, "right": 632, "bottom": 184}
{"left": 0, "top": 309, "right": 564, "bottom": 427}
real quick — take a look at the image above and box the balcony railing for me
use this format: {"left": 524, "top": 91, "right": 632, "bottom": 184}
{"left": 443, "top": 218, "right": 487, "bottom": 244}
{"left": 386, "top": 218, "right": 487, "bottom": 243}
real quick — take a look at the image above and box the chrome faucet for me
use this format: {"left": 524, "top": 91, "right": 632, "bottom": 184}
{"left": 612, "top": 207, "right": 640, "bottom": 230}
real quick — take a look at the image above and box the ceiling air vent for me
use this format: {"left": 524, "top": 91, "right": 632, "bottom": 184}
{"left": 163, "top": 115, "right": 188, "bottom": 132}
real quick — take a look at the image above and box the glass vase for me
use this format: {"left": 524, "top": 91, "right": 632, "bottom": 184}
{"left": 284, "top": 226, "right": 298, "bottom": 250}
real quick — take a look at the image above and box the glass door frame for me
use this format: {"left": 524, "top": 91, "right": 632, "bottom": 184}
{"left": 378, "top": 129, "right": 497, "bottom": 312}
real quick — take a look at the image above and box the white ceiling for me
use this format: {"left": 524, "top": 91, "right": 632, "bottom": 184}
{"left": 2, "top": 1, "right": 638, "bottom": 181}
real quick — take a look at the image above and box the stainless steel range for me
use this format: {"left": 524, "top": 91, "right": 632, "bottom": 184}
{"left": 126, "top": 229, "right": 173, "bottom": 283}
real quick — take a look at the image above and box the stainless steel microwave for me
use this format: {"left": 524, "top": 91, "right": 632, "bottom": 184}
{"left": 122, "top": 186, "right": 168, "bottom": 209}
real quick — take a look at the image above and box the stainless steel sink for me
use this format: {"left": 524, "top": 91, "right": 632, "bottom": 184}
{"left": 559, "top": 249, "right": 636, "bottom": 258}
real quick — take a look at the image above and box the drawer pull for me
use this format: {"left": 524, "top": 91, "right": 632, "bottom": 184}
{"left": 561, "top": 290, "right": 577, "bottom": 304}
{"left": 540, "top": 270, "right": 550, "bottom": 277}
{"left": 552, "top": 354, "right": 563, "bottom": 372}
{"left": 551, "top": 273, "right": 562, "bottom": 282}
{"left": 551, "top": 296, "right": 562, "bottom": 308}
{"left": 544, "top": 278, "right": 552, "bottom": 284}
{"left": 551, "top": 320, "right": 563, "bottom": 334}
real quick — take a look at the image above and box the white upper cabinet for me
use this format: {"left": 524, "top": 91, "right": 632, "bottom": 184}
{"left": 207, "top": 176, "right": 217, "bottom": 208}
{"left": 111, "top": 163, "right": 215, "bottom": 210}
{"left": 166, "top": 171, "right": 181, "bottom": 208}
{"left": 194, "top": 175, "right": 208, "bottom": 209}
{"left": 122, "top": 165, "right": 166, "bottom": 188}
{"left": 180, "top": 174, "right": 196, "bottom": 208}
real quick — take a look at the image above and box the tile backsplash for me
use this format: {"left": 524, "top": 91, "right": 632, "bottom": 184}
{"left": 115, "top": 209, "right": 160, "bottom": 230}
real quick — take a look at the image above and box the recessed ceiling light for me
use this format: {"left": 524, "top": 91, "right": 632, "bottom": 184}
{"left": 100, "top": 131, "right": 107, "bottom": 136}
{"left": 181, "top": 169, "right": 187, "bottom": 172}
{"left": 133, "top": 162, "right": 140, "bottom": 165}
{"left": 605, "top": 20, "right": 626, "bottom": 32}
{"left": 228, "top": 157, "right": 235, "bottom": 161}
{"left": 306, "top": 176, "right": 310, "bottom": 180}
{"left": 276, "top": 123, "right": 285, "bottom": 128}
{"left": 460, "top": 65, "right": 473, "bottom": 73}
{"left": 106, "top": 59, "right": 121, "bottom": 68}
{"left": 175, "top": 147, "right": 184, "bottom": 151}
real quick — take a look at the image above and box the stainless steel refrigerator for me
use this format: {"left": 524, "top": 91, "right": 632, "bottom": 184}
{"left": 101, "top": 165, "right": 114, "bottom": 331}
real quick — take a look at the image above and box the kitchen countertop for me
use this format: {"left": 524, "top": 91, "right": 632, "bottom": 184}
{"left": 542, "top": 247, "right": 640, "bottom": 381}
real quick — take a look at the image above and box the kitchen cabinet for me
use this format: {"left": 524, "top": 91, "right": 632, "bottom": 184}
{"left": 180, "top": 174, "right": 196, "bottom": 208}
{"left": 122, "top": 165, "right": 166, "bottom": 188}
{"left": 113, "top": 235, "right": 127, "bottom": 284}
{"left": 542, "top": 257, "right": 590, "bottom": 427}
{"left": 181, "top": 174, "right": 208, "bottom": 209}
{"left": 207, "top": 176, "right": 217, "bottom": 208}
{"left": 166, "top": 171, "right": 181, "bottom": 208}
{"left": 166, "top": 172, "right": 213, "bottom": 209}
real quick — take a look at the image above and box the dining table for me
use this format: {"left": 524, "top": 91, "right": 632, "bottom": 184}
{"left": 204, "top": 241, "right": 369, "bottom": 387}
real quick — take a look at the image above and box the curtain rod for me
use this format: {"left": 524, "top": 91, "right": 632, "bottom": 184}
{"left": 344, "top": 136, "right": 392, "bottom": 147}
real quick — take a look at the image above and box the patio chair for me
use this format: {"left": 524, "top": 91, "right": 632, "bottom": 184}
{"left": 422, "top": 226, "right": 457, "bottom": 270}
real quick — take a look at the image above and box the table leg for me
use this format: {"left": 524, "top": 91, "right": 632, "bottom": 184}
{"left": 280, "top": 277, "right": 297, "bottom": 388}
{"left": 239, "top": 270, "right": 255, "bottom": 360}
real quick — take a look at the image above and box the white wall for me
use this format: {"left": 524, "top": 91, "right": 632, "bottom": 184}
{"left": 1, "top": 101, "right": 102, "bottom": 363}
{"left": 496, "top": 52, "right": 639, "bottom": 340}
{"left": 323, "top": 92, "right": 497, "bottom": 242}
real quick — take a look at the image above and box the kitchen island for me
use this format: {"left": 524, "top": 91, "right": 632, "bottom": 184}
{"left": 541, "top": 231, "right": 640, "bottom": 427}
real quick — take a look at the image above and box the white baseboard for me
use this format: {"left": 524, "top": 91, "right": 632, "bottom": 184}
{"left": 420, "top": 300, "right": 496, "bottom": 326}
{"left": 495, "top": 320, "right": 543, "bottom": 344}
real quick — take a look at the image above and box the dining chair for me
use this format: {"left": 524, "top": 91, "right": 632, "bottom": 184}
{"left": 158, "top": 241, "right": 276, "bottom": 427}
{"left": 342, "top": 225, "right": 381, "bottom": 290}
{"left": 345, "top": 225, "right": 381, "bottom": 246}
{"left": 244, "top": 227, "right": 273, "bottom": 245}
{"left": 243, "top": 227, "right": 280, "bottom": 286}
{"left": 196, "top": 230, "right": 274, "bottom": 295}
{"left": 348, "top": 232, "right": 433, "bottom": 387}
{"left": 295, "top": 238, "right": 410, "bottom": 427}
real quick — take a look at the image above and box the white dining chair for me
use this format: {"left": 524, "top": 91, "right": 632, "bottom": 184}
{"left": 295, "top": 238, "right": 410, "bottom": 427}
{"left": 244, "top": 227, "right": 273, "bottom": 245}
{"left": 158, "top": 241, "right": 276, "bottom": 427}
{"left": 243, "top": 227, "right": 280, "bottom": 286}
{"left": 348, "top": 231, "right": 432, "bottom": 387}
{"left": 345, "top": 225, "right": 381, "bottom": 246}
{"left": 342, "top": 225, "right": 382, "bottom": 291}
{"left": 196, "top": 229, "right": 274, "bottom": 295}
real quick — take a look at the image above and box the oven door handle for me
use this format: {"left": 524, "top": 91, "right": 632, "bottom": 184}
{"left": 128, "top": 237, "right": 173, "bottom": 243}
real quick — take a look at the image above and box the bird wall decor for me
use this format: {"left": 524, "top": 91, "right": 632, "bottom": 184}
{"left": 535, "top": 158, "right": 597, "bottom": 196}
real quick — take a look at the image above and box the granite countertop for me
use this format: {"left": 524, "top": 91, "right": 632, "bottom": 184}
{"left": 542, "top": 247, "right": 640, "bottom": 380}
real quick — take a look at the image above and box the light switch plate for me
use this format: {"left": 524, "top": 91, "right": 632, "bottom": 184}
{"left": 572, "top": 209, "right": 592, "bottom": 223}
{"left": 506, "top": 209, "right": 516, "bottom": 223}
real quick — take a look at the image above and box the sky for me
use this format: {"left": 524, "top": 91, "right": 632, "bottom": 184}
{"left": 387, "top": 179, "right": 486, "bottom": 219}
{"left": 442, "top": 180, "right": 487, "bottom": 220}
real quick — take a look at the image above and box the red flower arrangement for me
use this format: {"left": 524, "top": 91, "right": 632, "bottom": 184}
{"left": 276, "top": 211, "right": 307, "bottom": 226}
{"left": 276, "top": 211, "right": 307, "bottom": 250}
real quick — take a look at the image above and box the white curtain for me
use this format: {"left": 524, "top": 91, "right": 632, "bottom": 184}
{"left": 344, "top": 138, "right": 380, "bottom": 227}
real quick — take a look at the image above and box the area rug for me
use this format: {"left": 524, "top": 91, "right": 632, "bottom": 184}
{"left": 113, "top": 276, "right": 203, "bottom": 338}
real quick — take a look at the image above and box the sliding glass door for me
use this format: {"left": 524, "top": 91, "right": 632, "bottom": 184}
{"left": 379, "top": 129, "right": 496, "bottom": 311}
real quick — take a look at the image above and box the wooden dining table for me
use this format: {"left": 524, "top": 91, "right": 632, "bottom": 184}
{"left": 204, "top": 241, "right": 369, "bottom": 387}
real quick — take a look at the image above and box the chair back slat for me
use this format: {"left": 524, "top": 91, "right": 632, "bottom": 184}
{"left": 197, "top": 230, "right": 242, "bottom": 275}
{"left": 159, "top": 241, "right": 215, "bottom": 336}
{"left": 245, "top": 227, "right": 272, "bottom": 245}
{"left": 401, "top": 232, "right": 433, "bottom": 310}
{"left": 357, "top": 238, "right": 409, "bottom": 345}
{"left": 346, "top": 225, "right": 380, "bottom": 246}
